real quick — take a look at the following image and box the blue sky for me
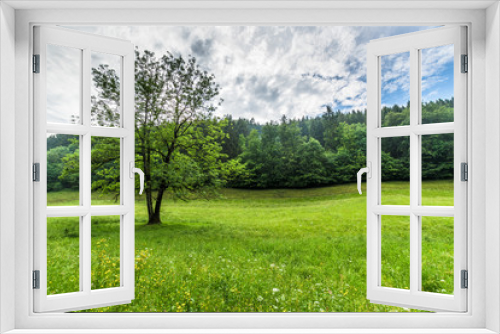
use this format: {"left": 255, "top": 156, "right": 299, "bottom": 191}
{"left": 421, "top": 44, "right": 454, "bottom": 103}
{"left": 380, "top": 44, "right": 454, "bottom": 107}
{"left": 60, "top": 26, "right": 453, "bottom": 123}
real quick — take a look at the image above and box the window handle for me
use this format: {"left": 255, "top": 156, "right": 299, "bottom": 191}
{"left": 129, "top": 162, "right": 145, "bottom": 195}
{"left": 357, "top": 162, "right": 371, "bottom": 195}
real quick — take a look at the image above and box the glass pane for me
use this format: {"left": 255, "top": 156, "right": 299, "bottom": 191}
{"left": 91, "top": 137, "right": 121, "bottom": 205}
{"left": 46, "top": 44, "right": 82, "bottom": 124}
{"left": 47, "top": 134, "right": 80, "bottom": 206}
{"left": 421, "top": 217, "right": 454, "bottom": 294}
{"left": 91, "top": 52, "right": 122, "bottom": 127}
{"left": 381, "top": 215, "right": 410, "bottom": 289}
{"left": 381, "top": 52, "right": 410, "bottom": 127}
{"left": 381, "top": 137, "right": 410, "bottom": 205}
{"left": 47, "top": 217, "right": 80, "bottom": 295}
{"left": 91, "top": 215, "right": 120, "bottom": 290}
{"left": 421, "top": 134, "right": 454, "bottom": 206}
{"left": 421, "top": 44, "right": 454, "bottom": 124}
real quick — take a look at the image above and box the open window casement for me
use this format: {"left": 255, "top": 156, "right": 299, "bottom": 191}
{"left": 33, "top": 26, "right": 137, "bottom": 312}
{"left": 364, "top": 26, "right": 467, "bottom": 312}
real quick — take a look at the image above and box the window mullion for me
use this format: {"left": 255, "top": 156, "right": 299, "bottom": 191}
{"left": 82, "top": 47, "right": 91, "bottom": 211}
{"left": 80, "top": 214, "right": 89, "bottom": 293}
{"left": 409, "top": 47, "right": 420, "bottom": 294}
{"left": 81, "top": 131, "right": 91, "bottom": 293}
{"left": 82, "top": 47, "right": 90, "bottom": 128}
{"left": 82, "top": 47, "right": 92, "bottom": 294}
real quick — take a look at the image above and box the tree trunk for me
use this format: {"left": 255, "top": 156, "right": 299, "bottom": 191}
{"left": 148, "top": 209, "right": 162, "bottom": 225}
{"left": 147, "top": 188, "right": 165, "bottom": 225}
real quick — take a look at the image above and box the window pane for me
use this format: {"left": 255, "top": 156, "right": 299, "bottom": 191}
{"left": 91, "top": 137, "right": 121, "bottom": 205}
{"left": 46, "top": 44, "right": 82, "bottom": 124}
{"left": 91, "top": 215, "right": 121, "bottom": 290}
{"left": 47, "top": 217, "right": 80, "bottom": 295}
{"left": 381, "top": 137, "right": 410, "bottom": 205}
{"left": 47, "top": 134, "right": 80, "bottom": 206}
{"left": 421, "top": 134, "right": 454, "bottom": 206}
{"left": 381, "top": 215, "right": 410, "bottom": 290}
{"left": 421, "top": 216, "right": 454, "bottom": 295}
{"left": 421, "top": 44, "right": 454, "bottom": 124}
{"left": 380, "top": 52, "right": 410, "bottom": 127}
{"left": 91, "top": 52, "right": 122, "bottom": 127}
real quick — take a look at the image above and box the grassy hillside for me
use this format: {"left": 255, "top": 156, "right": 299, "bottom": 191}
{"left": 46, "top": 180, "right": 454, "bottom": 312}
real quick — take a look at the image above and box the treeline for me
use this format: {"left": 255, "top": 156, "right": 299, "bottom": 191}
{"left": 223, "top": 113, "right": 366, "bottom": 188}
{"left": 218, "top": 98, "right": 453, "bottom": 188}
{"left": 46, "top": 98, "right": 454, "bottom": 191}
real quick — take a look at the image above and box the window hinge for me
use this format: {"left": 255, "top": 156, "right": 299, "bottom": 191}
{"left": 33, "top": 54, "right": 40, "bottom": 73}
{"left": 461, "top": 270, "right": 468, "bottom": 289}
{"left": 33, "top": 270, "right": 40, "bottom": 289}
{"left": 461, "top": 162, "right": 468, "bottom": 181}
{"left": 33, "top": 163, "right": 40, "bottom": 182}
{"left": 461, "top": 54, "right": 468, "bottom": 73}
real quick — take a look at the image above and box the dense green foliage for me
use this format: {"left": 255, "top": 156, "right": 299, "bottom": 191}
{"left": 220, "top": 99, "right": 454, "bottom": 188}
{"left": 46, "top": 181, "right": 454, "bottom": 312}
{"left": 86, "top": 50, "right": 237, "bottom": 224}
{"left": 46, "top": 135, "right": 79, "bottom": 192}
{"left": 48, "top": 98, "right": 454, "bottom": 194}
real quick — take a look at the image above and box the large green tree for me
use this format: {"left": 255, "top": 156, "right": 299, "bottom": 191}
{"left": 88, "top": 49, "right": 230, "bottom": 225}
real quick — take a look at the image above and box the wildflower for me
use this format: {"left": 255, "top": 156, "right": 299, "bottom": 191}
{"left": 257, "top": 296, "right": 264, "bottom": 302}
{"left": 272, "top": 288, "right": 280, "bottom": 294}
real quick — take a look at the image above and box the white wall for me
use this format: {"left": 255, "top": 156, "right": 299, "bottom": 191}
{"left": 486, "top": 2, "right": 500, "bottom": 333}
{"left": 0, "top": 2, "right": 16, "bottom": 333}
{"left": 3, "top": 4, "right": 492, "bottom": 332}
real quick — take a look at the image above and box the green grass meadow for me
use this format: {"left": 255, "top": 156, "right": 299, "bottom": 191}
{"left": 46, "top": 180, "right": 454, "bottom": 312}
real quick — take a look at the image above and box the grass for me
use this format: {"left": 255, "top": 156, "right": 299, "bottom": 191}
{"left": 46, "top": 180, "right": 454, "bottom": 312}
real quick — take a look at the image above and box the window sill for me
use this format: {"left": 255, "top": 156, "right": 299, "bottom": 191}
{"left": 3, "top": 330, "right": 497, "bottom": 334}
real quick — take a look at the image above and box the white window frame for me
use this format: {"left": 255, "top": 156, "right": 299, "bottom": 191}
{"left": 366, "top": 26, "right": 467, "bottom": 312}
{"left": 1, "top": 1, "right": 499, "bottom": 333}
{"left": 33, "top": 25, "right": 136, "bottom": 313}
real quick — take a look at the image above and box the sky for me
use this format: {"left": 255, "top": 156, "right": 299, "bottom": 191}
{"left": 51, "top": 25, "right": 454, "bottom": 124}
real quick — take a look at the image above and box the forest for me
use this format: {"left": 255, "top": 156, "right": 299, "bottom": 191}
{"left": 47, "top": 98, "right": 454, "bottom": 192}
{"left": 44, "top": 50, "right": 457, "bottom": 313}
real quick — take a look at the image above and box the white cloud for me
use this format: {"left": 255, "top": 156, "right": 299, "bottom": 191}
{"left": 421, "top": 44, "right": 454, "bottom": 99}
{"left": 59, "top": 25, "right": 435, "bottom": 123}
{"left": 46, "top": 44, "right": 82, "bottom": 124}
